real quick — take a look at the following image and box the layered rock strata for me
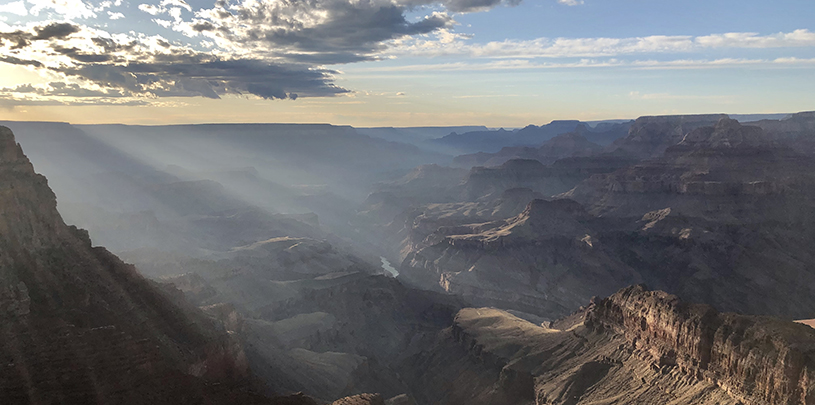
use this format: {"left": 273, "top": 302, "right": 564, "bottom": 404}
{"left": 406, "top": 285, "right": 815, "bottom": 405}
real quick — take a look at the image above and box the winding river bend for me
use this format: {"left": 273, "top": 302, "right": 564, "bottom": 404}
{"left": 380, "top": 256, "right": 399, "bottom": 277}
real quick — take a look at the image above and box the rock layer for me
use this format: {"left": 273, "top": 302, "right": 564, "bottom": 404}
{"left": 587, "top": 285, "right": 815, "bottom": 405}
{"left": 407, "top": 285, "right": 815, "bottom": 405}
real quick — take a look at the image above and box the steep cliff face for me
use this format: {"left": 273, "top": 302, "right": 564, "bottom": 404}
{"left": 453, "top": 131, "right": 603, "bottom": 168}
{"left": 400, "top": 199, "right": 641, "bottom": 317}
{"left": 400, "top": 185, "right": 815, "bottom": 319}
{"left": 459, "top": 158, "right": 620, "bottom": 201}
{"left": 607, "top": 114, "right": 727, "bottom": 159}
{"left": 406, "top": 286, "right": 815, "bottom": 405}
{"left": 0, "top": 126, "right": 294, "bottom": 404}
{"left": 587, "top": 285, "right": 815, "bottom": 405}
{"left": 566, "top": 118, "right": 815, "bottom": 221}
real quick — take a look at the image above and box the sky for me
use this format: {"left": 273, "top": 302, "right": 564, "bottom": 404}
{"left": 0, "top": 0, "right": 813, "bottom": 126}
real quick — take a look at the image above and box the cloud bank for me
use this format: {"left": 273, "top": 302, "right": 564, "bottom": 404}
{"left": 0, "top": 0, "right": 520, "bottom": 105}
{"left": 0, "top": 0, "right": 813, "bottom": 107}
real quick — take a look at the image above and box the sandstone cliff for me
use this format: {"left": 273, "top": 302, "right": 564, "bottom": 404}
{"left": 587, "top": 285, "right": 815, "bottom": 405}
{"left": 406, "top": 285, "right": 815, "bottom": 405}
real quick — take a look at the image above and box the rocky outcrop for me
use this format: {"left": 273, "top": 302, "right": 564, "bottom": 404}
{"left": 400, "top": 199, "right": 641, "bottom": 317}
{"left": 400, "top": 181, "right": 815, "bottom": 319}
{"left": 587, "top": 285, "right": 815, "bottom": 405}
{"left": 606, "top": 114, "right": 727, "bottom": 159}
{"left": 462, "top": 159, "right": 576, "bottom": 200}
{"left": 749, "top": 111, "right": 815, "bottom": 156}
{"left": 393, "top": 187, "right": 544, "bottom": 259}
{"left": 565, "top": 118, "right": 815, "bottom": 221}
{"left": 406, "top": 286, "right": 815, "bottom": 405}
{"left": 331, "top": 393, "right": 385, "bottom": 405}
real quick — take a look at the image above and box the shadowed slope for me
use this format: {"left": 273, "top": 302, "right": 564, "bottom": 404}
{"left": 0, "top": 126, "right": 311, "bottom": 404}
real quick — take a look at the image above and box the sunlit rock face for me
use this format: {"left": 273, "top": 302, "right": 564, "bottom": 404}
{"left": 0, "top": 126, "right": 299, "bottom": 404}
{"left": 587, "top": 285, "right": 815, "bottom": 405}
{"left": 404, "top": 285, "right": 815, "bottom": 405}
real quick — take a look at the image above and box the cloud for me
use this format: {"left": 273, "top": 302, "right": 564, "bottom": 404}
{"left": 0, "top": 22, "right": 80, "bottom": 49}
{"left": 627, "top": 91, "right": 734, "bottom": 103}
{"left": 349, "top": 57, "right": 815, "bottom": 73}
{"left": 59, "top": 59, "right": 347, "bottom": 99}
{"left": 138, "top": 4, "right": 163, "bottom": 15}
{"left": 0, "top": 54, "right": 44, "bottom": 67}
{"left": 136, "top": 0, "right": 521, "bottom": 64}
{"left": 162, "top": 1, "right": 456, "bottom": 64}
{"left": 695, "top": 29, "right": 815, "bottom": 48}
{"left": 557, "top": 0, "right": 583, "bottom": 6}
{"left": 440, "top": 0, "right": 522, "bottom": 13}
{"left": 27, "top": 0, "right": 96, "bottom": 19}
{"left": 0, "top": 22, "right": 348, "bottom": 101}
{"left": 0, "top": 94, "right": 150, "bottom": 108}
{"left": 388, "top": 29, "right": 815, "bottom": 58}
{"left": 2, "top": 81, "right": 130, "bottom": 97}
{"left": 0, "top": 0, "right": 522, "bottom": 106}
{"left": 160, "top": 0, "right": 191, "bottom": 12}
{"left": 0, "top": 1, "right": 28, "bottom": 16}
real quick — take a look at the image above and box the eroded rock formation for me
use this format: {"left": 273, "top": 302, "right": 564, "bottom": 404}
{"left": 407, "top": 285, "right": 815, "bottom": 405}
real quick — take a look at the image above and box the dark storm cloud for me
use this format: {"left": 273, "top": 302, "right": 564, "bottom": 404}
{"left": 58, "top": 58, "right": 347, "bottom": 99}
{"left": 0, "top": 0, "right": 521, "bottom": 104}
{"left": 91, "top": 37, "right": 138, "bottom": 53}
{"left": 0, "top": 55, "right": 44, "bottom": 67}
{"left": 200, "top": 1, "right": 452, "bottom": 64}
{"left": 33, "top": 23, "right": 81, "bottom": 40}
{"left": 0, "top": 20, "right": 348, "bottom": 102}
{"left": 438, "top": 0, "right": 522, "bottom": 12}
{"left": 191, "top": 21, "right": 216, "bottom": 32}
{"left": 193, "top": 1, "right": 454, "bottom": 64}
{"left": 0, "top": 22, "right": 80, "bottom": 49}
{"left": 54, "top": 45, "right": 114, "bottom": 63}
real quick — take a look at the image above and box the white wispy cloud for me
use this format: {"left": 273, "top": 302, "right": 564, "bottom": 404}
{"left": 349, "top": 57, "right": 815, "bottom": 74}
{"left": 389, "top": 29, "right": 815, "bottom": 59}
{"left": 0, "top": 1, "right": 28, "bottom": 16}
{"left": 627, "top": 91, "right": 734, "bottom": 102}
{"left": 558, "top": 0, "right": 584, "bottom": 6}
{"left": 27, "top": 0, "right": 96, "bottom": 19}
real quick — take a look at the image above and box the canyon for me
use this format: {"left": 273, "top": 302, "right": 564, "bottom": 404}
{"left": 1, "top": 111, "right": 815, "bottom": 404}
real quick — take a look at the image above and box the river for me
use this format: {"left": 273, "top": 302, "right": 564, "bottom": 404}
{"left": 379, "top": 256, "right": 399, "bottom": 277}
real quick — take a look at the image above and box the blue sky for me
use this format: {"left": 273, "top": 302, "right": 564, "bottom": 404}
{"left": 0, "top": 0, "right": 812, "bottom": 126}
